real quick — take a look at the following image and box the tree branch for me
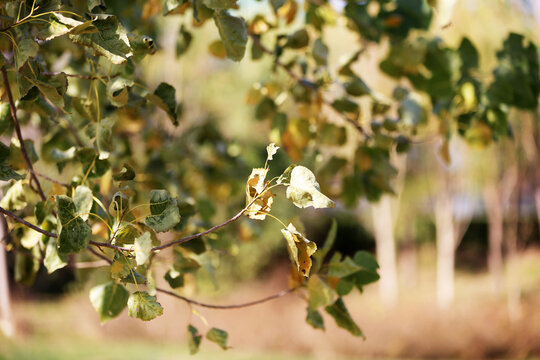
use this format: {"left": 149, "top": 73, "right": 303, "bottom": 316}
{"left": 152, "top": 208, "right": 246, "bottom": 251}
{"left": 41, "top": 72, "right": 119, "bottom": 81}
{"left": 247, "top": 32, "right": 370, "bottom": 138}
{"left": 1, "top": 66, "right": 47, "bottom": 202}
{"left": 0, "top": 206, "right": 57, "bottom": 238}
{"left": 156, "top": 286, "right": 297, "bottom": 310}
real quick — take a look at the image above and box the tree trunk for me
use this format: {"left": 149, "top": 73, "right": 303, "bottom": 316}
{"left": 505, "top": 180, "right": 522, "bottom": 321}
{"left": 435, "top": 172, "right": 455, "bottom": 309}
{"left": 0, "top": 215, "right": 14, "bottom": 337}
{"left": 484, "top": 184, "right": 504, "bottom": 295}
{"left": 372, "top": 195, "right": 398, "bottom": 307}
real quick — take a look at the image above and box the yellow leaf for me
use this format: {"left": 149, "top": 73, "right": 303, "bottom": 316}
{"left": 281, "top": 223, "right": 317, "bottom": 277}
{"left": 245, "top": 168, "right": 274, "bottom": 220}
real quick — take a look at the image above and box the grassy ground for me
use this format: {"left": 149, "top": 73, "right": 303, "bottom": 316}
{"left": 2, "top": 247, "right": 540, "bottom": 359}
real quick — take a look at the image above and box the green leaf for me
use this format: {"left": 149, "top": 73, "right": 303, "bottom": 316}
{"left": 203, "top": 0, "right": 237, "bottom": 9}
{"left": 312, "top": 38, "right": 328, "bottom": 66}
{"left": 286, "top": 166, "right": 335, "bottom": 209}
{"left": 110, "top": 256, "right": 132, "bottom": 281}
{"left": 306, "top": 307, "right": 325, "bottom": 330}
{"left": 146, "top": 83, "right": 179, "bottom": 125}
{"left": 176, "top": 25, "right": 193, "bottom": 57}
{"left": 173, "top": 250, "right": 201, "bottom": 273}
{"left": 56, "top": 195, "right": 91, "bottom": 255}
{"left": 15, "top": 247, "right": 40, "bottom": 286}
{"left": 128, "top": 34, "right": 156, "bottom": 62}
{"left": 69, "top": 15, "right": 133, "bottom": 64}
{"left": 285, "top": 29, "right": 309, "bottom": 49}
{"left": 113, "top": 163, "right": 136, "bottom": 181}
{"left": 73, "top": 185, "right": 93, "bottom": 221}
{"left": 344, "top": 76, "right": 372, "bottom": 97}
{"left": 22, "top": 72, "right": 67, "bottom": 109}
{"left": 0, "top": 102, "right": 13, "bottom": 136}
{"left": 164, "top": 269, "right": 184, "bottom": 289}
{"left": 44, "top": 236, "right": 68, "bottom": 274}
{"left": 134, "top": 232, "right": 152, "bottom": 266}
{"left": 308, "top": 275, "right": 336, "bottom": 309}
{"left": 312, "top": 219, "right": 337, "bottom": 273}
{"left": 114, "top": 224, "right": 140, "bottom": 246}
{"left": 214, "top": 10, "right": 247, "bottom": 61}
{"left": 0, "top": 180, "right": 36, "bottom": 211}
{"left": 145, "top": 190, "right": 181, "bottom": 232}
{"left": 187, "top": 325, "right": 202, "bottom": 354}
{"left": 38, "top": 13, "right": 95, "bottom": 41}
{"left": 127, "top": 291, "right": 163, "bottom": 321}
{"left": 325, "top": 298, "right": 364, "bottom": 338}
{"left": 0, "top": 164, "right": 24, "bottom": 181}
{"left": 107, "top": 78, "right": 134, "bottom": 107}
{"left": 96, "top": 117, "right": 116, "bottom": 157}
{"left": 163, "top": 0, "right": 188, "bottom": 15}
{"left": 15, "top": 39, "right": 39, "bottom": 70}
{"left": 89, "top": 282, "right": 130, "bottom": 324}
{"left": 328, "top": 255, "right": 362, "bottom": 278}
{"left": 206, "top": 328, "right": 229, "bottom": 350}
{"left": 353, "top": 251, "right": 379, "bottom": 272}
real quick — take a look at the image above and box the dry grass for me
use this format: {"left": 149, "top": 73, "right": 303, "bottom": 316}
{"left": 2, "top": 247, "right": 540, "bottom": 359}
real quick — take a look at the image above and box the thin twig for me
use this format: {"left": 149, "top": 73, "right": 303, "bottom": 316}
{"left": 1, "top": 66, "right": 47, "bottom": 201}
{"left": 41, "top": 72, "right": 119, "bottom": 80}
{"left": 0, "top": 206, "right": 57, "bottom": 238}
{"left": 247, "top": 32, "right": 370, "bottom": 138}
{"left": 35, "top": 171, "right": 70, "bottom": 187}
{"left": 88, "top": 240, "right": 129, "bottom": 252}
{"left": 152, "top": 194, "right": 262, "bottom": 251}
{"left": 87, "top": 246, "right": 113, "bottom": 264}
{"left": 156, "top": 286, "right": 297, "bottom": 310}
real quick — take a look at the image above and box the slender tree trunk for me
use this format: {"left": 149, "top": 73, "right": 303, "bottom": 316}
{"left": 484, "top": 184, "right": 504, "bottom": 295}
{"left": 372, "top": 195, "right": 398, "bottom": 307}
{"left": 505, "top": 179, "right": 522, "bottom": 321}
{"left": 435, "top": 171, "right": 455, "bottom": 309}
{"left": 0, "top": 215, "right": 14, "bottom": 337}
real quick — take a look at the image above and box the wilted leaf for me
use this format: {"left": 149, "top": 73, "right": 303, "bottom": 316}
{"left": 245, "top": 168, "right": 274, "bottom": 220}
{"left": 325, "top": 298, "right": 364, "bottom": 338}
{"left": 206, "top": 328, "right": 229, "bottom": 350}
{"left": 107, "top": 78, "right": 134, "bottom": 107}
{"left": 266, "top": 143, "right": 279, "bottom": 161}
{"left": 281, "top": 223, "right": 317, "bottom": 277}
{"left": 286, "top": 166, "right": 335, "bottom": 209}
{"left": 89, "top": 282, "right": 130, "bottom": 324}
{"left": 128, "top": 291, "right": 163, "bottom": 321}
{"left": 56, "top": 195, "right": 91, "bottom": 255}
{"left": 214, "top": 10, "right": 247, "bottom": 61}
{"left": 134, "top": 232, "right": 152, "bottom": 266}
